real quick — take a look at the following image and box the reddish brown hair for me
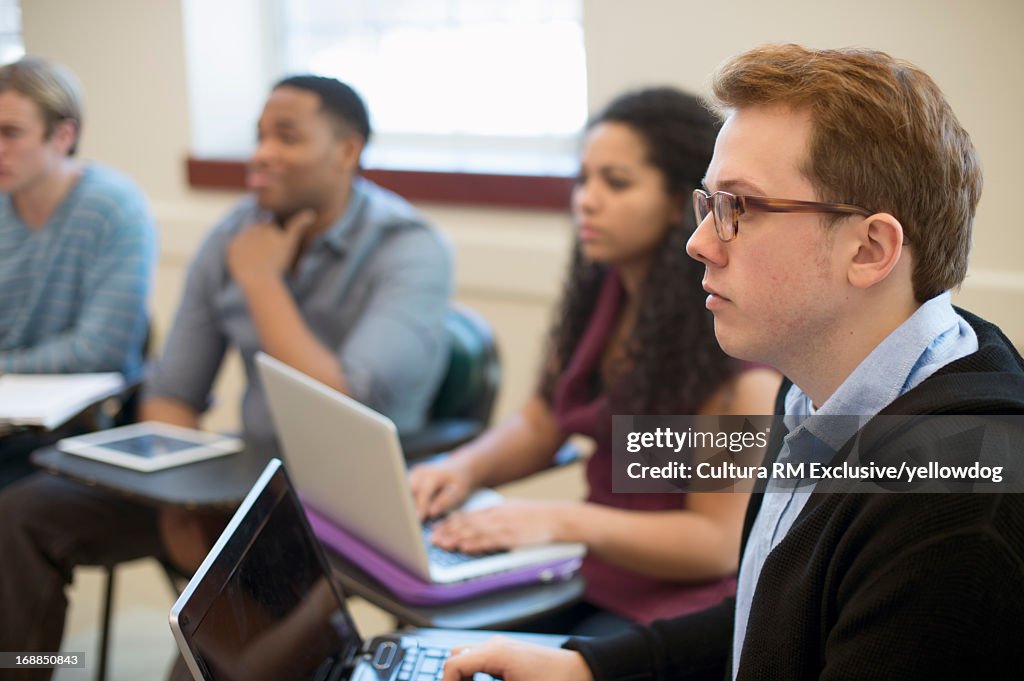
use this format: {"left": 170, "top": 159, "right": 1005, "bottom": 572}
{"left": 709, "top": 44, "right": 982, "bottom": 301}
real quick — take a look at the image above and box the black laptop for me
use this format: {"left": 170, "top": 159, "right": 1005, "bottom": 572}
{"left": 169, "top": 458, "right": 567, "bottom": 681}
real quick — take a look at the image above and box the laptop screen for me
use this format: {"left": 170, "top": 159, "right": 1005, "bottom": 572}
{"left": 176, "top": 462, "right": 362, "bottom": 680}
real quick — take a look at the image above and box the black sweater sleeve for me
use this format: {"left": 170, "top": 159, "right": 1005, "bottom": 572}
{"left": 563, "top": 598, "right": 734, "bottom": 681}
{"left": 814, "top": 501, "right": 1024, "bottom": 679}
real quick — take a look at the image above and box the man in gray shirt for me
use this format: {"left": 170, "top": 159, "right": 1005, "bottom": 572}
{"left": 144, "top": 75, "right": 451, "bottom": 452}
{"left": 0, "top": 75, "right": 452, "bottom": 670}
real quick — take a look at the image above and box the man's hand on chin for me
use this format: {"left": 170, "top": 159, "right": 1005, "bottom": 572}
{"left": 227, "top": 209, "right": 317, "bottom": 285}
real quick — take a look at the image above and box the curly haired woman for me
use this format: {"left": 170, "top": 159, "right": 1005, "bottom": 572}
{"left": 410, "top": 87, "right": 780, "bottom": 635}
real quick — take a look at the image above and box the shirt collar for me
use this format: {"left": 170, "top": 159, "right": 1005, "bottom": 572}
{"left": 317, "top": 177, "right": 369, "bottom": 256}
{"left": 784, "top": 291, "right": 973, "bottom": 451}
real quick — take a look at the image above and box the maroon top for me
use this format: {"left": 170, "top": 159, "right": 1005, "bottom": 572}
{"left": 552, "top": 270, "right": 737, "bottom": 624}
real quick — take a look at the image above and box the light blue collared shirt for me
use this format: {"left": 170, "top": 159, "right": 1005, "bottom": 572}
{"left": 731, "top": 292, "right": 978, "bottom": 677}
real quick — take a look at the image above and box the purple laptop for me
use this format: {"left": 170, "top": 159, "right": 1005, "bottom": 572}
{"left": 305, "top": 503, "right": 582, "bottom": 605}
{"left": 256, "top": 352, "right": 586, "bottom": 604}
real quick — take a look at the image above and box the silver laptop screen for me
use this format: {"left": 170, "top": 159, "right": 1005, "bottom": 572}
{"left": 184, "top": 466, "right": 361, "bottom": 680}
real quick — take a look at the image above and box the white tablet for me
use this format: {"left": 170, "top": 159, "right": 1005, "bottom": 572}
{"left": 57, "top": 422, "right": 243, "bottom": 472}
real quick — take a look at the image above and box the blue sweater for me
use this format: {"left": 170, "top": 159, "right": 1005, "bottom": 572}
{"left": 0, "top": 163, "right": 157, "bottom": 380}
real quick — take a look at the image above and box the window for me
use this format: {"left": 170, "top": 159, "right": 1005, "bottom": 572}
{"left": 0, "top": 0, "right": 24, "bottom": 65}
{"left": 277, "top": 0, "right": 586, "bottom": 175}
{"left": 182, "top": 0, "right": 582, "bottom": 205}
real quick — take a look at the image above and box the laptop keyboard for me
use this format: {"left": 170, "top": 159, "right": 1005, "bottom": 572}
{"left": 396, "top": 646, "right": 448, "bottom": 680}
{"left": 395, "top": 647, "right": 495, "bottom": 681}
{"left": 310, "top": 644, "right": 496, "bottom": 681}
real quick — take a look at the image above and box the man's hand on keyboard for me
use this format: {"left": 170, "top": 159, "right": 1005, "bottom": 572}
{"left": 441, "top": 636, "right": 592, "bottom": 681}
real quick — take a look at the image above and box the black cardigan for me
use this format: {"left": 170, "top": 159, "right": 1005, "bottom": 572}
{"left": 566, "top": 309, "right": 1024, "bottom": 680}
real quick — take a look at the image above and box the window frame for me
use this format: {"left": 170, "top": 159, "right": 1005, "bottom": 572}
{"left": 186, "top": 156, "right": 575, "bottom": 209}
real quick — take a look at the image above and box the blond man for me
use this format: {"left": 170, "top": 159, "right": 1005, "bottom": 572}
{"left": 0, "top": 57, "right": 155, "bottom": 488}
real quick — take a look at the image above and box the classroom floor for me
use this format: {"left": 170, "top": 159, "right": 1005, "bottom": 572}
{"left": 52, "top": 461, "right": 585, "bottom": 680}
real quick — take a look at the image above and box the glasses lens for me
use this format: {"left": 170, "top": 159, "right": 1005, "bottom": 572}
{"left": 713, "top": 193, "right": 735, "bottom": 240}
{"left": 692, "top": 191, "right": 710, "bottom": 227}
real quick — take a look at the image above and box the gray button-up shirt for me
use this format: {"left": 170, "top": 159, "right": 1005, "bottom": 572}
{"left": 145, "top": 177, "right": 453, "bottom": 453}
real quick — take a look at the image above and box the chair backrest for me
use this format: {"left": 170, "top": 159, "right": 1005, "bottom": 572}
{"left": 109, "top": 319, "right": 152, "bottom": 427}
{"left": 429, "top": 304, "right": 501, "bottom": 425}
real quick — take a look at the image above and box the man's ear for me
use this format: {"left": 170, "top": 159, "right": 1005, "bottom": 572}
{"left": 49, "top": 119, "right": 78, "bottom": 156}
{"left": 846, "top": 213, "right": 906, "bottom": 290}
{"left": 334, "top": 133, "right": 364, "bottom": 172}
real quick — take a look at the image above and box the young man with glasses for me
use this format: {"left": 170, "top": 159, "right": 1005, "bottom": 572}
{"left": 442, "top": 44, "right": 1024, "bottom": 680}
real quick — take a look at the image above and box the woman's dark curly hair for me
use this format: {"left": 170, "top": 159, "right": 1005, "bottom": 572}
{"left": 539, "top": 87, "right": 739, "bottom": 415}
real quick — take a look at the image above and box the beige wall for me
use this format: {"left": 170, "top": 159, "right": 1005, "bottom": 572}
{"left": 21, "top": 0, "right": 1024, "bottom": 432}
{"left": 583, "top": 0, "right": 1024, "bottom": 336}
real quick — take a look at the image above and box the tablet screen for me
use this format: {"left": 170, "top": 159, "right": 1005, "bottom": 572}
{"left": 58, "top": 422, "right": 243, "bottom": 471}
{"left": 101, "top": 434, "right": 202, "bottom": 458}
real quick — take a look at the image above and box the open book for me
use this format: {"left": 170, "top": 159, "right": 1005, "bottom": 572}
{"left": 0, "top": 372, "right": 126, "bottom": 431}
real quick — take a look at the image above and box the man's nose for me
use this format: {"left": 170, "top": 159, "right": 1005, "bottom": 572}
{"left": 251, "top": 138, "right": 276, "bottom": 165}
{"left": 686, "top": 213, "right": 725, "bottom": 267}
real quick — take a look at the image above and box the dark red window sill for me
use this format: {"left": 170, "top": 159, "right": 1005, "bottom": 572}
{"left": 186, "top": 157, "right": 575, "bottom": 210}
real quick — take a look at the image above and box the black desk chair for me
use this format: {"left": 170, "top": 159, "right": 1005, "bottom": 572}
{"left": 36, "top": 373, "right": 184, "bottom": 681}
{"left": 92, "top": 391, "right": 190, "bottom": 681}
{"left": 32, "top": 441, "right": 272, "bottom": 681}
{"left": 401, "top": 304, "right": 501, "bottom": 462}
{"left": 400, "top": 304, "right": 584, "bottom": 470}
{"left": 86, "top": 323, "right": 188, "bottom": 681}
{"left": 95, "top": 557, "right": 187, "bottom": 681}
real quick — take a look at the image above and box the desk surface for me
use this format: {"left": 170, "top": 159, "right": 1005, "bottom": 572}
{"left": 32, "top": 444, "right": 585, "bottom": 628}
{"left": 327, "top": 549, "right": 584, "bottom": 630}
{"left": 31, "top": 445, "right": 272, "bottom": 510}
